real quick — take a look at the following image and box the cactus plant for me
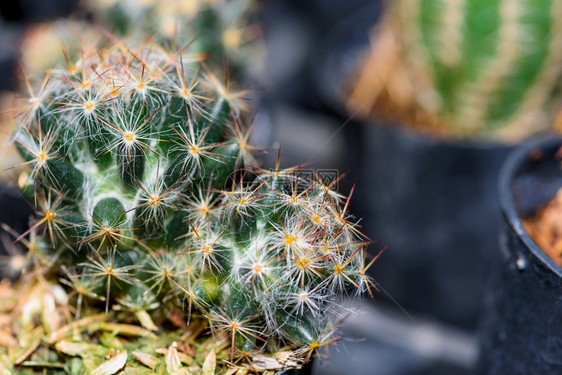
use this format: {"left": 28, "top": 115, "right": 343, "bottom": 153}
{"left": 350, "top": 0, "right": 562, "bottom": 139}
{"left": 82, "top": 0, "right": 260, "bottom": 77}
{"left": 10, "top": 0, "right": 260, "bottom": 188}
{"left": 2, "top": 37, "right": 373, "bottom": 372}
{"left": 18, "top": 0, "right": 261, "bottom": 81}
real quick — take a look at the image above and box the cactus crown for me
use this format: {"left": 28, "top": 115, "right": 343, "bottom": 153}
{"left": 9, "top": 37, "right": 372, "bottom": 368}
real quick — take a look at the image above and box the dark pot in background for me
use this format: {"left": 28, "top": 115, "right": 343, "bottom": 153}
{"left": 0, "top": 24, "right": 22, "bottom": 92}
{"left": 281, "top": 361, "right": 313, "bottom": 375}
{"left": 0, "top": 0, "right": 78, "bottom": 23}
{"left": 478, "top": 136, "right": 562, "bottom": 374}
{"left": 314, "top": 1, "right": 514, "bottom": 331}
{"left": 348, "top": 123, "right": 513, "bottom": 330}
{"left": 0, "top": 0, "right": 80, "bottom": 262}
{"left": 258, "top": 0, "right": 382, "bottom": 111}
{"left": 0, "top": 186, "right": 32, "bottom": 257}
{"left": 0, "top": 0, "right": 80, "bottom": 92}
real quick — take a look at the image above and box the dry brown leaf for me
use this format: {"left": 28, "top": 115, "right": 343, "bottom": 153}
{"left": 156, "top": 347, "right": 193, "bottom": 365}
{"left": 0, "top": 331, "right": 17, "bottom": 346}
{"left": 132, "top": 351, "right": 159, "bottom": 369}
{"left": 14, "top": 335, "right": 41, "bottom": 365}
{"left": 202, "top": 349, "right": 216, "bottom": 375}
{"left": 91, "top": 350, "right": 127, "bottom": 375}
{"left": 135, "top": 310, "right": 158, "bottom": 331}
{"left": 55, "top": 340, "right": 102, "bottom": 356}
{"left": 99, "top": 323, "right": 158, "bottom": 339}
{"left": 166, "top": 342, "right": 182, "bottom": 373}
{"left": 47, "top": 314, "right": 106, "bottom": 343}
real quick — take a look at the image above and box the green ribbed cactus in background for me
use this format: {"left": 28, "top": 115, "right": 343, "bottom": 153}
{"left": 83, "top": 0, "right": 259, "bottom": 77}
{"left": 393, "top": 0, "right": 562, "bottom": 138}
{"left": 18, "top": 0, "right": 260, "bottom": 83}
{"left": 2, "top": 38, "right": 373, "bottom": 373}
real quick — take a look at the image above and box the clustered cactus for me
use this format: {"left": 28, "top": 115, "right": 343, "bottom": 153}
{"left": 350, "top": 0, "right": 562, "bottom": 139}
{"left": 4, "top": 37, "right": 373, "bottom": 372}
{"left": 10, "top": 0, "right": 260, "bottom": 187}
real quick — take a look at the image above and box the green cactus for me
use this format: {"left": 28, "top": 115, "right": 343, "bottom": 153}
{"left": 393, "top": 0, "right": 562, "bottom": 137}
{"left": 18, "top": 0, "right": 260, "bottom": 85}
{"left": 83, "top": 0, "right": 259, "bottom": 77}
{"left": 6, "top": 37, "right": 372, "bottom": 370}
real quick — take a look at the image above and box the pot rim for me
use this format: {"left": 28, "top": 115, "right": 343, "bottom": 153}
{"left": 358, "top": 118, "right": 518, "bottom": 150}
{"left": 498, "top": 135, "right": 562, "bottom": 277}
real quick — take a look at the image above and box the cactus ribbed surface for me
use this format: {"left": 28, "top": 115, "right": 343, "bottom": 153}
{"left": 350, "top": 0, "right": 562, "bottom": 139}
{"left": 5, "top": 38, "right": 372, "bottom": 371}
{"left": 86, "top": 0, "right": 258, "bottom": 76}
{"left": 19, "top": 0, "right": 259, "bottom": 83}
{"left": 398, "top": 0, "right": 562, "bottom": 135}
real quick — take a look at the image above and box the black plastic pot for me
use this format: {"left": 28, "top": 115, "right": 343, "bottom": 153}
{"left": 258, "top": 0, "right": 382, "bottom": 110}
{"left": 314, "top": 3, "right": 515, "bottom": 330}
{"left": 347, "top": 123, "right": 513, "bottom": 330}
{"left": 0, "top": 185, "right": 32, "bottom": 258}
{"left": 477, "top": 136, "right": 562, "bottom": 374}
{"left": 0, "top": 0, "right": 78, "bottom": 23}
{"left": 281, "top": 361, "right": 313, "bottom": 375}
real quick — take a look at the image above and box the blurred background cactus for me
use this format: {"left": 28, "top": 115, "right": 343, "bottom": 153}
{"left": 349, "top": 0, "right": 562, "bottom": 140}
{"left": 19, "top": 19, "right": 102, "bottom": 74}
{"left": 83, "top": 0, "right": 262, "bottom": 76}
{"left": 0, "top": 36, "right": 371, "bottom": 373}
{"left": 18, "top": 0, "right": 263, "bottom": 80}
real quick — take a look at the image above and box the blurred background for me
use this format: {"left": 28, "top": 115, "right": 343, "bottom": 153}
{"left": 5, "top": 0, "right": 560, "bottom": 374}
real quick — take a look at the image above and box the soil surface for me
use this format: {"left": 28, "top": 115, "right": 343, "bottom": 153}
{"left": 523, "top": 188, "right": 562, "bottom": 266}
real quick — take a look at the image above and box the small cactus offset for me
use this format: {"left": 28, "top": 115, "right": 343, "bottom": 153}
{"left": 351, "top": 0, "right": 562, "bottom": 139}
{"left": 5, "top": 37, "right": 373, "bottom": 372}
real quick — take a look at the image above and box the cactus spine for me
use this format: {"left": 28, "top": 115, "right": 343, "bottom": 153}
{"left": 6, "top": 37, "right": 372, "bottom": 371}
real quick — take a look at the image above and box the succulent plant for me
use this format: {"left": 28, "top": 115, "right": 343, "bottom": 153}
{"left": 4, "top": 37, "right": 373, "bottom": 372}
{"left": 18, "top": 0, "right": 261, "bottom": 83}
{"left": 83, "top": 0, "right": 260, "bottom": 77}
{"left": 351, "top": 0, "right": 562, "bottom": 139}
{"left": 10, "top": 0, "right": 260, "bottom": 189}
